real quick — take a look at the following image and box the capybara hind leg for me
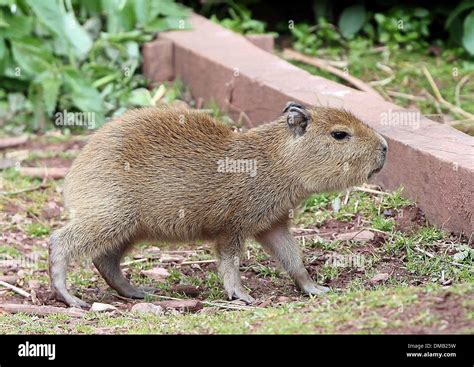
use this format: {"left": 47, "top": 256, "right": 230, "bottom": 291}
{"left": 49, "top": 230, "right": 90, "bottom": 308}
{"left": 93, "top": 246, "right": 149, "bottom": 299}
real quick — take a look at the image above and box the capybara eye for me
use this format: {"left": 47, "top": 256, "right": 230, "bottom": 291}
{"left": 331, "top": 131, "right": 349, "bottom": 140}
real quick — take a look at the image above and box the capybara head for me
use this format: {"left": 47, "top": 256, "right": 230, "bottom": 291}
{"left": 283, "top": 102, "right": 387, "bottom": 193}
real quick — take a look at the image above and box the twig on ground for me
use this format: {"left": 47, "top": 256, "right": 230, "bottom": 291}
{"left": 120, "top": 258, "right": 149, "bottom": 267}
{"left": 386, "top": 90, "right": 427, "bottom": 102}
{"left": 446, "top": 118, "right": 474, "bottom": 126}
{"left": 0, "top": 303, "right": 86, "bottom": 317}
{"left": 282, "top": 49, "right": 383, "bottom": 98}
{"left": 353, "top": 186, "right": 387, "bottom": 196}
{"left": 146, "top": 293, "right": 260, "bottom": 311}
{"left": 414, "top": 247, "right": 471, "bottom": 269}
{"left": 422, "top": 66, "right": 474, "bottom": 121}
{"left": 421, "top": 89, "right": 442, "bottom": 115}
{"left": 0, "top": 280, "right": 30, "bottom": 298}
{"left": 0, "top": 135, "right": 28, "bottom": 149}
{"left": 454, "top": 74, "right": 471, "bottom": 108}
{"left": 0, "top": 177, "right": 49, "bottom": 196}
{"left": 343, "top": 189, "right": 351, "bottom": 206}
{"left": 180, "top": 259, "right": 217, "bottom": 265}
{"left": 368, "top": 63, "right": 395, "bottom": 87}
{"left": 20, "top": 167, "right": 68, "bottom": 180}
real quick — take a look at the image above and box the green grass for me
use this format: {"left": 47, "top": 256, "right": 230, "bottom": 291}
{"left": 0, "top": 283, "right": 471, "bottom": 334}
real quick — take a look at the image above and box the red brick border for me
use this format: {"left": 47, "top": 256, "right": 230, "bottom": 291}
{"left": 143, "top": 14, "right": 474, "bottom": 235}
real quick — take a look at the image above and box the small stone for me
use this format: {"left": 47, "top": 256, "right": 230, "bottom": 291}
{"left": 160, "top": 254, "right": 185, "bottom": 263}
{"left": 131, "top": 303, "right": 164, "bottom": 316}
{"left": 90, "top": 302, "right": 117, "bottom": 312}
{"left": 28, "top": 280, "right": 41, "bottom": 289}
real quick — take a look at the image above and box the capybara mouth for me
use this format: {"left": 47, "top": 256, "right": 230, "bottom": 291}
{"left": 368, "top": 166, "right": 383, "bottom": 179}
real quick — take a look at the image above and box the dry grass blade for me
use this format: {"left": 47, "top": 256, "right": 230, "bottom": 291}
{"left": 0, "top": 280, "right": 31, "bottom": 298}
{"left": 0, "top": 303, "right": 86, "bottom": 317}
{"left": 414, "top": 247, "right": 471, "bottom": 269}
{"left": 422, "top": 66, "right": 474, "bottom": 121}
{"left": 387, "top": 90, "right": 427, "bottom": 102}
{"left": 454, "top": 74, "right": 471, "bottom": 108}
{"left": 353, "top": 186, "right": 387, "bottom": 196}
{"left": 147, "top": 294, "right": 261, "bottom": 311}
{"left": 0, "top": 177, "right": 49, "bottom": 196}
{"left": 282, "top": 48, "right": 383, "bottom": 98}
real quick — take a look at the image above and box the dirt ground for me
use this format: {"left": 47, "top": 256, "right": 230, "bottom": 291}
{"left": 0, "top": 134, "right": 473, "bottom": 334}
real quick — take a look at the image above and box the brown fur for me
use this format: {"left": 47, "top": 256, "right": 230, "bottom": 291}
{"left": 49, "top": 104, "right": 387, "bottom": 307}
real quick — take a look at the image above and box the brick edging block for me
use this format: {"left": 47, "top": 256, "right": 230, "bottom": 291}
{"left": 143, "top": 14, "right": 474, "bottom": 235}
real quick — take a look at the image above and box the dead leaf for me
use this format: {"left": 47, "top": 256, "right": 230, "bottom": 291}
{"left": 0, "top": 135, "right": 28, "bottom": 149}
{"left": 28, "top": 280, "right": 41, "bottom": 290}
{"left": 336, "top": 230, "right": 375, "bottom": 242}
{"left": 370, "top": 273, "right": 389, "bottom": 284}
{"left": 160, "top": 254, "right": 185, "bottom": 263}
{"left": 141, "top": 267, "right": 170, "bottom": 282}
{"left": 0, "top": 275, "right": 19, "bottom": 285}
{"left": 0, "top": 158, "right": 18, "bottom": 169}
{"left": 170, "top": 284, "right": 201, "bottom": 297}
{"left": 154, "top": 299, "right": 203, "bottom": 313}
{"left": 42, "top": 201, "right": 61, "bottom": 219}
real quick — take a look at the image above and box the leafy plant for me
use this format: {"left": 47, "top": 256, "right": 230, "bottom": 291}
{"left": 446, "top": 1, "right": 474, "bottom": 55}
{"left": 0, "top": 0, "right": 190, "bottom": 133}
{"left": 338, "top": 5, "right": 366, "bottom": 39}
{"left": 291, "top": 18, "right": 345, "bottom": 55}
{"left": 373, "top": 7, "right": 431, "bottom": 51}
{"left": 210, "top": 1, "right": 270, "bottom": 35}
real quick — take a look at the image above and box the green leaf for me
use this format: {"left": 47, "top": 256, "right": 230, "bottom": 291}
{"left": 127, "top": 88, "right": 152, "bottom": 106}
{"left": 152, "top": 0, "right": 189, "bottom": 17}
{"left": 448, "top": 17, "right": 464, "bottom": 46}
{"left": 144, "top": 17, "right": 191, "bottom": 33}
{"left": 10, "top": 38, "right": 54, "bottom": 76}
{"left": 0, "top": 37, "right": 5, "bottom": 63}
{"left": 7, "top": 92, "right": 26, "bottom": 113}
{"left": 446, "top": 0, "right": 474, "bottom": 28}
{"left": 133, "top": 0, "right": 152, "bottom": 26}
{"left": 35, "top": 71, "right": 62, "bottom": 115}
{"left": 26, "top": 0, "right": 92, "bottom": 60}
{"left": 339, "top": 5, "right": 366, "bottom": 39}
{"left": 101, "top": 0, "right": 136, "bottom": 32}
{"left": 62, "top": 67, "right": 104, "bottom": 113}
{"left": 462, "top": 10, "right": 474, "bottom": 55}
{"left": 413, "top": 8, "right": 429, "bottom": 18}
{"left": 0, "top": 12, "right": 34, "bottom": 39}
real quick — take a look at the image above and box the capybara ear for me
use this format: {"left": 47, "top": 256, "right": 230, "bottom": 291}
{"left": 284, "top": 102, "right": 311, "bottom": 137}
